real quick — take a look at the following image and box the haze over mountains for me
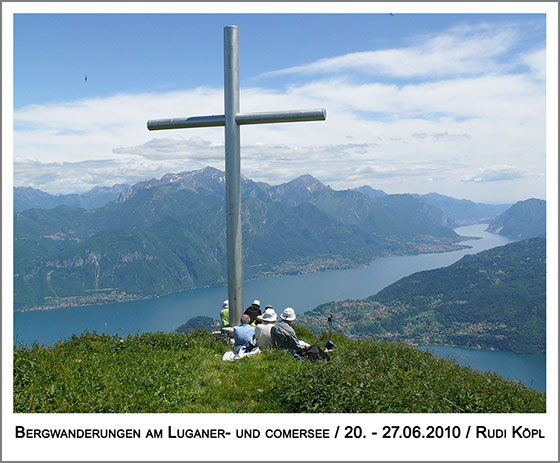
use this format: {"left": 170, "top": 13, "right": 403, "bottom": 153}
{"left": 14, "top": 170, "right": 511, "bottom": 222}
{"left": 486, "top": 198, "right": 546, "bottom": 240}
{"left": 14, "top": 184, "right": 130, "bottom": 213}
{"left": 13, "top": 167, "right": 545, "bottom": 312}
{"left": 350, "top": 187, "right": 510, "bottom": 227}
{"left": 350, "top": 185, "right": 387, "bottom": 199}
{"left": 411, "top": 193, "right": 510, "bottom": 227}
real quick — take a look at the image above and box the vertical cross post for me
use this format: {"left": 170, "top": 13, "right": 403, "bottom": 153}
{"left": 147, "top": 25, "right": 326, "bottom": 326}
{"left": 223, "top": 26, "right": 243, "bottom": 328}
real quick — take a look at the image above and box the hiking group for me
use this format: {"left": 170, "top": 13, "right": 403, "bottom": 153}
{"left": 220, "top": 299, "right": 331, "bottom": 362}
{"left": 221, "top": 299, "right": 310, "bottom": 352}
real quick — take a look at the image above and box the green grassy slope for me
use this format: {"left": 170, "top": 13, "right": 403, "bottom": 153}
{"left": 13, "top": 328, "right": 545, "bottom": 413}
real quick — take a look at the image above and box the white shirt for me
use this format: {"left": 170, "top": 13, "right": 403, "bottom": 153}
{"left": 254, "top": 323, "right": 275, "bottom": 349}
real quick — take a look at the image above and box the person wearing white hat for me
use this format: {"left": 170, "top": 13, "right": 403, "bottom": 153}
{"left": 220, "top": 300, "right": 230, "bottom": 327}
{"left": 244, "top": 299, "right": 262, "bottom": 325}
{"left": 271, "top": 307, "right": 301, "bottom": 351}
{"left": 254, "top": 306, "right": 278, "bottom": 349}
{"left": 280, "top": 307, "right": 296, "bottom": 321}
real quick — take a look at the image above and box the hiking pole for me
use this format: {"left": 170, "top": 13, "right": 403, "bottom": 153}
{"left": 325, "top": 314, "right": 335, "bottom": 351}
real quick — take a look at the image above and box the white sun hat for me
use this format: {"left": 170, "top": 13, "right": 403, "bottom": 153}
{"left": 257, "top": 307, "right": 278, "bottom": 323}
{"left": 280, "top": 307, "right": 296, "bottom": 321}
{"left": 252, "top": 299, "right": 261, "bottom": 306}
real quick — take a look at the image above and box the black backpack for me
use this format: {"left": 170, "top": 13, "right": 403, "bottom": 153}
{"left": 300, "top": 345, "right": 330, "bottom": 362}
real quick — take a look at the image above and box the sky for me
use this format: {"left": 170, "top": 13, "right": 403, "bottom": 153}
{"left": 8, "top": 6, "right": 552, "bottom": 203}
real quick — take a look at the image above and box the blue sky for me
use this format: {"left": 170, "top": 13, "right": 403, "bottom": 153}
{"left": 10, "top": 8, "right": 551, "bottom": 203}
{"left": 13, "top": 13, "right": 545, "bottom": 109}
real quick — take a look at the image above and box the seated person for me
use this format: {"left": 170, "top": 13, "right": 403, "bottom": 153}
{"left": 220, "top": 300, "right": 230, "bottom": 327}
{"left": 254, "top": 306, "right": 277, "bottom": 349}
{"left": 233, "top": 314, "right": 255, "bottom": 349}
{"left": 244, "top": 299, "right": 262, "bottom": 325}
{"left": 270, "top": 307, "right": 309, "bottom": 352}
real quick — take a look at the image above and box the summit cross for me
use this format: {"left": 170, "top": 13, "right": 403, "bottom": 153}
{"left": 147, "top": 25, "right": 326, "bottom": 326}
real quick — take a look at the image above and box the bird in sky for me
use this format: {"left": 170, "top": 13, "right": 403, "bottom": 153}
{"left": 85, "top": 75, "right": 87, "bottom": 83}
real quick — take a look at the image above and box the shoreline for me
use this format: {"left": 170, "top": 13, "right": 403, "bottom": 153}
{"left": 15, "top": 239, "right": 472, "bottom": 313}
{"left": 414, "top": 342, "right": 546, "bottom": 356}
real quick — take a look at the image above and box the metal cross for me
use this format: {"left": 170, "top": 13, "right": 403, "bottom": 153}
{"left": 147, "top": 25, "right": 326, "bottom": 326}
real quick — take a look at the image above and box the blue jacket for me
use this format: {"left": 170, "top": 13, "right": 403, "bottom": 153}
{"left": 234, "top": 324, "right": 255, "bottom": 348}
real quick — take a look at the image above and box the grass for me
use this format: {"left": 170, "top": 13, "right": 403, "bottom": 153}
{"left": 13, "top": 326, "right": 545, "bottom": 413}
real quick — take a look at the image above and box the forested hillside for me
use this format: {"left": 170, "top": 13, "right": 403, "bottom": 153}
{"left": 300, "top": 239, "right": 546, "bottom": 353}
{"left": 14, "top": 168, "right": 462, "bottom": 311}
{"left": 486, "top": 198, "right": 546, "bottom": 239}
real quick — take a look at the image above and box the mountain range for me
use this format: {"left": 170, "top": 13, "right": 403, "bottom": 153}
{"left": 350, "top": 185, "right": 387, "bottom": 199}
{"left": 300, "top": 238, "right": 546, "bottom": 354}
{"left": 14, "top": 167, "right": 466, "bottom": 311}
{"left": 411, "top": 193, "right": 510, "bottom": 227}
{"left": 14, "top": 184, "right": 129, "bottom": 212}
{"left": 14, "top": 175, "right": 511, "bottom": 225}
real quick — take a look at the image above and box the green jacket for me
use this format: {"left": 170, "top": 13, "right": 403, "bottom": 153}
{"left": 220, "top": 308, "right": 230, "bottom": 327}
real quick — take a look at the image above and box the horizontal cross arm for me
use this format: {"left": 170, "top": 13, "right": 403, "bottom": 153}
{"left": 147, "top": 114, "right": 225, "bottom": 131}
{"left": 236, "top": 109, "right": 326, "bottom": 125}
{"left": 147, "top": 108, "right": 326, "bottom": 131}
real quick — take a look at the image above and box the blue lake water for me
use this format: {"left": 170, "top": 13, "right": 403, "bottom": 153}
{"left": 13, "top": 224, "right": 546, "bottom": 391}
{"left": 418, "top": 346, "right": 546, "bottom": 393}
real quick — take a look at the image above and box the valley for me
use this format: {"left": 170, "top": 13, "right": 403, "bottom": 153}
{"left": 14, "top": 167, "right": 468, "bottom": 311}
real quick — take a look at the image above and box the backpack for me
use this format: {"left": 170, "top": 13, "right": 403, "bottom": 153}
{"left": 300, "top": 345, "right": 330, "bottom": 362}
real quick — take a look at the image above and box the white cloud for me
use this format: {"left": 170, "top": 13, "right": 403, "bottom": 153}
{"left": 462, "top": 165, "right": 528, "bottom": 183}
{"left": 13, "top": 88, "right": 225, "bottom": 162}
{"left": 113, "top": 136, "right": 224, "bottom": 160}
{"left": 519, "top": 48, "right": 546, "bottom": 81}
{"left": 287, "top": 73, "right": 545, "bottom": 122}
{"left": 259, "top": 23, "right": 520, "bottom": 79}
{"left": 12, "top": 21, "right": 546, "bottom": 203}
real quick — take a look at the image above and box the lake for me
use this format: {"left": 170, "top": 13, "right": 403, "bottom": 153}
{"left": 13, "top": 224, "right": 546, "bottom": 392}
{"left": 418, "top": 346, "right": 545, "bottom": 393}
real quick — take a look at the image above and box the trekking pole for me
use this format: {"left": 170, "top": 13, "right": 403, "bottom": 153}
{"left": 325, "top": 314, "right": 335, "bottom": 351}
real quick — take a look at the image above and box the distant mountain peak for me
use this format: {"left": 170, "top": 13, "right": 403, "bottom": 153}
{"left": 295, "top": 173, "right": 318, "bottom": 181}
{"left": 486, "top": 198, "right": 546, "bottom": 240}
{"left": 87, "top": 183, "right": 130, "bottom": 194}
{"left": 199, "top": 166, "right": 223, "bottom": 175}
{"left": 351, "top": 185, "right": 387, "bottom": 199}
{"left": 159, "top": 166, "right": 225, "bottom": 182}
{"left": 285, "top": 174, "right": 326, "bottom": 191}
{"left": 14, "top": 184, "right": 129, "bottom": 212}
{"left": 160, "top": 173, "right": 181, "bottom": 183}
{"left": 523, "top": 198, "right": 546, "bottom": 205}
{"left": 266, "top": 174, "right": 328, "bottom": 205}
